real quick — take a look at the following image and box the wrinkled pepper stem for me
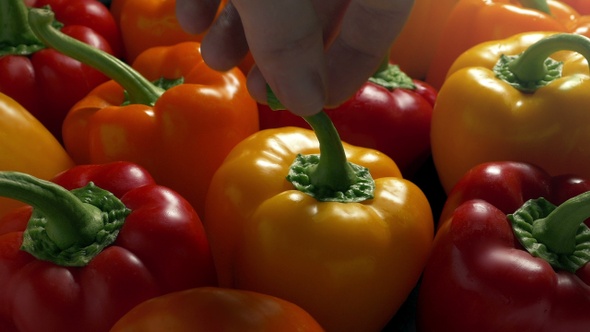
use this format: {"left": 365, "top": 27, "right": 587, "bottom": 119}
{"left": 0, "top": 0, "right": 46, "bottom": 56}
{"left": 27, "top": 7, "right": 164, "bottom": 106}
{"left": 494, "top": 33, "right": 590, "bottom": 92}
{"left": 266, "top": 88, "right": 375, "bottom": 203}
{"left": 0, "top": 171, "right": 129, "bottom": 267}
{"left": 520, "top": 0, "right": 551, "bottom": 15}
{"left": 509, "top": 191, "right": 590, "bottom": 273}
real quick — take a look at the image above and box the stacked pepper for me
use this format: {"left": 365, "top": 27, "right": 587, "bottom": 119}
{"left": 417, "top": 161, "right": 590, "bottom": 331}
{"left": 0, "top": 0, "right": 122, "bottom": 143}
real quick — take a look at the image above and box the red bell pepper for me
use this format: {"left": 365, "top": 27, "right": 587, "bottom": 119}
{"left": 0, "top": 0, "right": 122, "bottom": 143}
{"left": 417, "top": 161, "right": 590, "bottom": 331}
{"left": 258, "top": 63, "right": 437, "bottom": 177}
{"left": 0, "top": 161, "right": 217, "bottom": 332}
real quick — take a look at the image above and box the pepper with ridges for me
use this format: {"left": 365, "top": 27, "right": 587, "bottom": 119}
{"left": 417, "top": 161, "right": 590, "bottom": 331}
{"left": 431, "top": 32, "right": 590, "bottom": 193}
{"left": 205, "top": 96, "right": 434, "bottom": 331}
{"left": 0, "top": 161, "right": 217, "bottom": 332}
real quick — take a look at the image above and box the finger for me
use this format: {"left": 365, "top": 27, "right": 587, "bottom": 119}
{"left": 232, "top": 0, "right": 327, "bottom": 116}
{"left": 175, "top": 0, "right": 222, "bottom": 34}
{"left": 201, "top": 2, "right": 249, "bottom": 71}
{"left": 325, "top": 0, "right": 414, "bottom": 106}
{"left": 312, "top": 0, "right": 351, "bottom": 44}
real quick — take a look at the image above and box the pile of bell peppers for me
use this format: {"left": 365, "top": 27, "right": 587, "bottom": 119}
{"left": 2, "top": 0, "right": 590, "bottom": 331}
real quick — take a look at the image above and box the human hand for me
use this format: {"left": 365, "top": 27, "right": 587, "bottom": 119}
{"left": 176, "top": 0, "right": 414, "bottom": 116}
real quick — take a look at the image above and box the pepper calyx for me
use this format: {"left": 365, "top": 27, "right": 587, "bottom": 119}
{"left": 369, "top": 63, "right": 416, "bottom": 90}
{"left": 508, "top": 193, "right": 590, "bottom": 273}
{"left": 21, "top": 182, "right": 130, "bottom": 267}
{"left": 0, "top": 171, "right": 130, "bottom": 267}
{"left": 494, "top": 33, "right": 590, "bottom": 93}
{"left": 287, "top": 153, "right": 375, "bottom": 202}
{"left": 494, "top": 54, "right": 562, "bottom": 93}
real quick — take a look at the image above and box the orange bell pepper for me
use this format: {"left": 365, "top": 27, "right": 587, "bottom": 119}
{"left": 425, "top": 0, "right": 590, "bottom": 89}
{"left": 389, "top": 0, "right": 460, "bottom": 79}
{"left": 0, "top": 92, "right": 74, "bottom": 218}
{"left": 110, "top": 287, "right": 325, "bottom": 332}
{"left": 28, "top": 7, "right": 258, "bottom": 218}
{"left": 109, "top": 0, "right": 226, "bottom": 62}
{"left": 430, "top": 32, "right": 590, "bottom": 193}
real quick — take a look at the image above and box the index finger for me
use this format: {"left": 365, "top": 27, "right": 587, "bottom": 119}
{"left": 325, "top": 0, "right": 414, "bottom": 106}
{"left": 232, "top": 0, "right": 328, "bottom": 116}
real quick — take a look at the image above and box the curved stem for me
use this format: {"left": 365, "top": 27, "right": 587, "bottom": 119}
{"left": 266, "top": 87, "right": 375, "bottom": 202}
{"left": 509, "top": 33, "right": 590, "bottom": 82}
{"left": 27, "top": 7, "right": 164, "bottom": 106}
{"left": 509, "top": 191, "right": 590, "bottom": 273}
{"left": 303, "top": 112, "right": 357, "bottom": 192}
{"left": 520, "top": 0, "right": 551, "bottom": 15}
{"left": 0, "top": 0, "right": 45, "bottom": 56}
{"left": 532, "top": 191, "right": 590, "bottom": 254}
{"left": 0, "top": 172, "right": 103, "bottom": 250}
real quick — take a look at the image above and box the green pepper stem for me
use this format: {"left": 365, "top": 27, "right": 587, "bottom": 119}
{"left": 0, "top": 0, "right": 45, "bottom": 56}
{"left": 27, "top": 7, "right": 164, "bottom": 106}
{"left": 0, "top": 172, "right": 103, "bottom": 250}
{"left": 532, "top": 191, "right": 590, "bottom": 254}
{"left": 509, "top": 33, "right": 590, "bottom": 82}
{"left": 266, "top": 87, "right": 375, "bottom": 202}
{"left": 302, "top": 112, "right": 358, "bottom": 192}
{"left": 519, "top": 0, "right": 551, "bottom": 15}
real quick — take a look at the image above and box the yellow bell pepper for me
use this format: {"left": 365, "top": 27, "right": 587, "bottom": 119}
{"left": 431, "top": 32, "right": 590, "bottom": 193}
{"left": 0, "top": 92, "right": 74, "bottom": 217}
{"left": 204, "top": 110, "right": 433, "bottom": 332}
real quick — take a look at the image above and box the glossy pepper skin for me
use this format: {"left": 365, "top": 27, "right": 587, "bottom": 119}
{"left": 417, "top": 161, "right": 590, "bottom": 331}
{"left": 425, "top": 0, "right": 590, "bottom": 89}
{"left": 110, "top": 287, "right": 325, "bottom": 332}
{"left": 431, "top": 32, "right": 590, "bottom": 193}
{"left": 27, "top": 7, "right": 259, "bottom": 218}
{"left": 561, "top": 0, "right": 590, "bottom": 14}
{"left": 109, "top": 0, "right": 226, "bottom": 63}
{"left": 0, "top": 92, "right": 74, "bottom": 218}
{"left": 0, "top": 161, "right": 217, "bottom": 332}
{"left": 204, "top": 112, "right": 434, "bottom": 332}
{"left": 0, "top": 0, "right": 122, "bottom": 143}
{"left": 258, "top": 63, "right": 437, "bottom": 178}
{"left": 389, "top": 0, "right": 459, "bottom": 79}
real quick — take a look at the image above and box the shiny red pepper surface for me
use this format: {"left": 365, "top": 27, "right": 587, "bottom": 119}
{"left": 258, "top": 63, "right": 437, "bottom": 177}
{"left": 417, "top": 161, "right": 590, "bottom": 332}
{"left": 0, "top": 161, "right": 217, "bottom": 332}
